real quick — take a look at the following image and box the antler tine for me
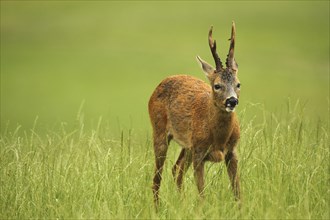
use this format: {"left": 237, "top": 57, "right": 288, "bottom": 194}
{"left": 208, "top": 26, "right": 223, "bottom": 71}
{"left": 226, "top": 21, "right": 236, "bottom": 69}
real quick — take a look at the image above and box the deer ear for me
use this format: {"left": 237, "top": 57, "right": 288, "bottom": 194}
{"left": 196, "top": 56, "right": 216, "bottom": 80}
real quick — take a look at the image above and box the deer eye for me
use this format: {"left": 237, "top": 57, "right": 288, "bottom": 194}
{"left": 237, "top": 83, "right": 241, "bottom": 89}
{"left": 214, "top": 84, "right": 222, "bottom": 90}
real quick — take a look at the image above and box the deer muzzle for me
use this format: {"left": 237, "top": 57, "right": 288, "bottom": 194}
{"left": 225, "top": 97, "right": 239, "bottom": 112}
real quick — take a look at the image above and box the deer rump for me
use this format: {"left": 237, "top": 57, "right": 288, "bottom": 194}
{"left": 151, "top": 75, "right": 209, "bottom": 147}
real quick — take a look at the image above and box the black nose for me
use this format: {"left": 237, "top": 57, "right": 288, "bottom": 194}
{"left": 225, "top": 97, "right": 238, "bottom": 107}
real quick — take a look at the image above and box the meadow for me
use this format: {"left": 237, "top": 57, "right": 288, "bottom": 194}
{"left": 1, "top": 1, "right": 329, "bottom": 219}
{"left": 1, "top": 103, "right": 329, "bottom": 219}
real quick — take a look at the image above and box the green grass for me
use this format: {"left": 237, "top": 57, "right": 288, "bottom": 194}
{"left": 1, "top": 103, "right": 329, "bottom": 219}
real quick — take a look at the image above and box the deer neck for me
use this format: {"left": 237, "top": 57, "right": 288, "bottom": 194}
{"left": 211, "top": 107, "right": 234, "bottom": 127}
{"left": 209, "top": 105, "right": 235, "bottom": 146}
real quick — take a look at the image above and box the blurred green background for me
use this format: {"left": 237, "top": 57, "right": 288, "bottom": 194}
{"left": 1, "top": 1, "right": 329, "bottom": 132}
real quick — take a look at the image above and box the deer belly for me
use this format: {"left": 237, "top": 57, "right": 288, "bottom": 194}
{"left": 169, "top": 129, "right": 192, "bottom": 148}
{"left": 167, "top": 113, "right": 193, "bottom": 148}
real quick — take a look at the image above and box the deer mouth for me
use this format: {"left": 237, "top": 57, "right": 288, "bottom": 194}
{"left": 225, "top": 106, "right": 236, "bottom": 112}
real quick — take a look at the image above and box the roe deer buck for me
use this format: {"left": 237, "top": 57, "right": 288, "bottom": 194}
{"left": 148, "top": 22, "right": 241, "bottom": 206}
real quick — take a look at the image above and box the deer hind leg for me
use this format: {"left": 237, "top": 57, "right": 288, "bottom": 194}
{"left": 172, "top": 149, "right": 185, "bottom": 179}
{"left": 225, "top": 151, "right": 240, "bottom": 201}
{"left": 172, "top": 149, "right": 192, "bottom": 191}
{"left": 152, "top": 131, "right": 169, "bottom": 206}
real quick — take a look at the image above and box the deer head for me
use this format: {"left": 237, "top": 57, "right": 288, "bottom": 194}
{"left": 197, "top": 22, "right": 240, "bottom": 112}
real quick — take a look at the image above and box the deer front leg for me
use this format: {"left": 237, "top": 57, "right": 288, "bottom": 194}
{"left": 225, "top": 151, "right": 240, "bottom": 201}
{"left": 192, "top": 150, "right": 205, "bottom": 196}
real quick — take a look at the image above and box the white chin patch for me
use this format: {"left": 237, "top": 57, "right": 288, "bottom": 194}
{"left": 226, "top": 107, "right": 235, "bottom": 112}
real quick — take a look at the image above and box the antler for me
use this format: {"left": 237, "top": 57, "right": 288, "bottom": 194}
{"left": 226, "top": 21, "right": 237, "bottom": 70}
{"left": 208, "top": 26, "right": 223, "bottom": 71}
